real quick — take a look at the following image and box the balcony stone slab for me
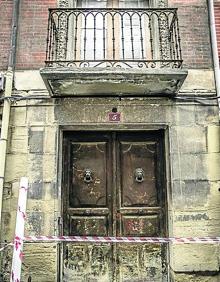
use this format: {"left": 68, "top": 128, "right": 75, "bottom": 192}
{"left": 40, "top": 67, "right": 188, "bottom": 97}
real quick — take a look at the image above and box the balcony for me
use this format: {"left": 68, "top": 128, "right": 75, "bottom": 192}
{"left": 40, "top": 8, "right": 188, "bottom": 97}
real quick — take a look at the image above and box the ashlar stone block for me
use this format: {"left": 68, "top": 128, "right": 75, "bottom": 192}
{"left": 21, "top": 243, "right": 57, "bottom": 282}
{"left": 207, "top": 125, "right": 220, "bottom": 153}
{"left": 171, "top": 272, "right": 220, "bottom": 282}
{"left": 172, "top": 180, "right": 210, "bottom": 209}
{"left": 5, "top": 154, "right": 28, "bottom": 182}
{"left": 171, "top": 153, "right": 208, "bottom": 181}
{"left": 170, "top": 244, "right": 219, "bottom": 272}
{"left": 28, "top": 127, "right": 44, "bottom": 153}
{"left": 8, "top": 126, "right": 28, "bottom": 154}
{"left": 169, "top": 126, "right": 207, "bottom": 154}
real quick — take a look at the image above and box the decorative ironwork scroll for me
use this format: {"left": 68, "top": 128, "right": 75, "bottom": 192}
{"left": 57, "top": 0, "right": 69, "bottom": 60}
{"left": 158, "top": 0, "right": 168, "bottom": 8}
{"left": 157, "top": 0, "right": 169, "bottom": 64}
{"left": 158, "top": 14, "right": 170, "bottom": 64}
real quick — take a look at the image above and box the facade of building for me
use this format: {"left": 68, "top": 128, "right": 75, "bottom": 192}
{"left": 0, "top": 0, "right": 220, "bottom": 281}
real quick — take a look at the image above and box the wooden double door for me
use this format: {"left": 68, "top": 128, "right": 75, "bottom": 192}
{"left": 62, "top": 131, "right": 168, "bottom": 282}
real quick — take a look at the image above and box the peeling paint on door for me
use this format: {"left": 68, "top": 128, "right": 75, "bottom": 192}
{"left": 117, "top": 244, "right": 167, "bottom": 282}
{"left": 63, "top": 244, "right": 113, "bottom": 282}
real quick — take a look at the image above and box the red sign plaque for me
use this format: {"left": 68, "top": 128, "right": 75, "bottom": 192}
{"left": 108, "top": 112, "right": 121, "bottom": 122}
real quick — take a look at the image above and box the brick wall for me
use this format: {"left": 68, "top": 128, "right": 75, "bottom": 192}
{"left": 170, "top": 0, "right": 212, "bottom": 69}
{"left": 16, "top": 0, "right": 56, "bottom": 69}
{"left": 214, "top": 1, "right": 220, "bottom": 60}
{"left": 0, "top": 0, "right": 56, "bottom": 70}
{"left": 0, "top": 0, "right": 13, "bottom": 70}
{"left": 0, "top": 0, "right": 214, "bottom": 70}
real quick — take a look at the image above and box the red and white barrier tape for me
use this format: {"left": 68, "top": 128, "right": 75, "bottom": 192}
{"left": 21, "top": 235, "right": 220, "bottom": 244}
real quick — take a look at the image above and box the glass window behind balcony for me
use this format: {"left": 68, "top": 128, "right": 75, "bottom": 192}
{"left": 75, "top": 0, "right": 149, "bottom": 8}
{"left": 119, "top": 0, "right": 150, "bottom": 60}
{"left": 64, "top": 0, "right": 158, "bottom": 66}
{"left": 119, "top": 0, "right": 149, "bottom": 8}
{"left": 72, "top": 0, "right": 150, "bottom": 62}
{"left": 77, "top": 0, "right": 108, "bottom": 8}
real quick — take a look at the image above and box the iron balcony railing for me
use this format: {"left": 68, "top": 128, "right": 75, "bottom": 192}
{"left": 46, "top": 8, "right": 182, "bottom": 69}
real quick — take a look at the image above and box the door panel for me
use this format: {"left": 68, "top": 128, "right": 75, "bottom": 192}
{"left": 63, "top": 244, "right": 113, "bottom": 282}
{"left": 121, "top": 215, "right": 160, "bottom": 236}
{"left": 70, "top": 215, "right": 108, "bottom": 236}
{"left": 66, "top": 135, "right": 112, "bottom": 236}
{"left": 119, "top": 141, "right": 158, "bottom": 207}
{"left": 116, "top": 133, "right": 167, "bottom": 281}
{"left": 117, "top": 244, "right": 167, "bottom": 282}
{"left": 69, "top": 142, "right": 108, "bottom": 208}
{"left": 63, "top": 133, "right": 113, "bottom": 282}
{"left": 62, "top": 131, "right": 167, "bottom": 282}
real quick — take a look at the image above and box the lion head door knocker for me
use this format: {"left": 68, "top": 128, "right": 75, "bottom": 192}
{"left": 134, "top": 168, "right": 144, "bottom": 183}
{"left": 83, "top": 169, "right": 93, "bottom": 184}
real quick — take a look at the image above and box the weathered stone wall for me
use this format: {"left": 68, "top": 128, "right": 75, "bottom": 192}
{"left": 1, "top": 68, "right": 220, "bottom": 281}
{"left": 1, "top": 90, "right": 59, "bottom": 281}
